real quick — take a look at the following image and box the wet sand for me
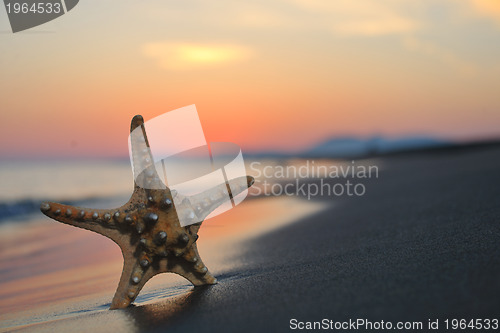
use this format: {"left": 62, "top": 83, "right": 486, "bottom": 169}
{"left": 2, "top": 146, "right": 500, "bottom": 332}
{"left": 0, "top": 196, "right": 325, "bottom": 332}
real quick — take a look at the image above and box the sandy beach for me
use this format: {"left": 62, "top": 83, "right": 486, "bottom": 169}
{"left": 1, "top": 145, "right": 500, "bottom": 332}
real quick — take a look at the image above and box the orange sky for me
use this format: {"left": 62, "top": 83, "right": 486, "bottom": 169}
{"left": 1, "top": 0, "right": 500, "bottom": 158}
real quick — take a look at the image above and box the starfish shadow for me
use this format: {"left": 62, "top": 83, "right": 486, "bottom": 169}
{"left": 123, "top": 284, "right": 214, "bottom": 330}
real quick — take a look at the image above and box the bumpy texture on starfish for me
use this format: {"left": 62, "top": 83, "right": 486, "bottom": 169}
{"left": 40, "top": 115, "right": 254, "bottom": 309}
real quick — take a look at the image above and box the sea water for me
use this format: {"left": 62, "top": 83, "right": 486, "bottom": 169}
{"left": 0, "top": 159, "right": 133, "bottom": 223}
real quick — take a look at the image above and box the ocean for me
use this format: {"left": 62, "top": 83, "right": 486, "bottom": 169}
{"left": 0, "top": 157, "right": 381, "bottom": 224}
{"left": 0, "top": 159, "right": 133, "bottom": 224}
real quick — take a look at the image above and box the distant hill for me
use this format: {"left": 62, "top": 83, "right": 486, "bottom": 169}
{"left": 303, "top": 136, "right": 453, "bottom": 158}
{"left": 243, "top": 136, "right": 457, "bottom": 159}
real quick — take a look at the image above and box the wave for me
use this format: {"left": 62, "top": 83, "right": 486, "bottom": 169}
{"left": 0, "top": 195, "right": 128, "bottom": 224}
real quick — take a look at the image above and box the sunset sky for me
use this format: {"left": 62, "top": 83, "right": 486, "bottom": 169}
{"left": 1, "top": 0, "right": 500, "bottom": 158}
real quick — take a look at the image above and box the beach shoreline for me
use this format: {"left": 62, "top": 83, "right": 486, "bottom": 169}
{"left": 1, "top": 146, "right": 500, "bottom": 332}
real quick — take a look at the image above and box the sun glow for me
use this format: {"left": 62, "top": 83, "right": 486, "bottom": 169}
{"left": 142, "top": 43, "right": 253, "bottom": 70}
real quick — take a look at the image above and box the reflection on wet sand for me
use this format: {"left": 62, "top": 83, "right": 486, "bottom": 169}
{"left": 0, "top": 196, "right": 325, "bottom": 332}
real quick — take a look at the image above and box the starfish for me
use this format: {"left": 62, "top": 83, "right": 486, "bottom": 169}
{"left": 40, "top": 115, "right": 254, "bottom": 309}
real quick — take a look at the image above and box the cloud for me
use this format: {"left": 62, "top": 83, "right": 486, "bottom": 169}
{"left": 467, "top": 0, "right": 500, "bottom": 26}
{"left": 227, "top": 2, "right": 298, "bottom": 29}
{"left": 287, "top": 0, "right": 421, "bottom": 36}
{"left": 333, "top": 17, "right": 418, "bottom": 36}
{"left": 402, "top": 37, "right": 478, "bottom": 76}
{"left": 142, "top": 42, "right": 253, "bottom": 70}
{"left": 217, "top": 0, "right": 420, "bottom": 36}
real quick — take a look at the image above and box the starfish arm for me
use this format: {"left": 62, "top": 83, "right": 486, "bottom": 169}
{"left": 110, "top": 246, "right": 157, "bottom": 309}
{"left": 39, "top": 202, "right": 126, "bottom": 243}
{"left": 163, "top": 243, "right": 217, "bottom": 286}
{"left": 188, "top": 175, "right": 255, "bottom": 220}
{"left": 129, "top": 115, "right": 166, "bottom": 190}
{"left": 130, "top": 114, "right": 145, "bottom": 133}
